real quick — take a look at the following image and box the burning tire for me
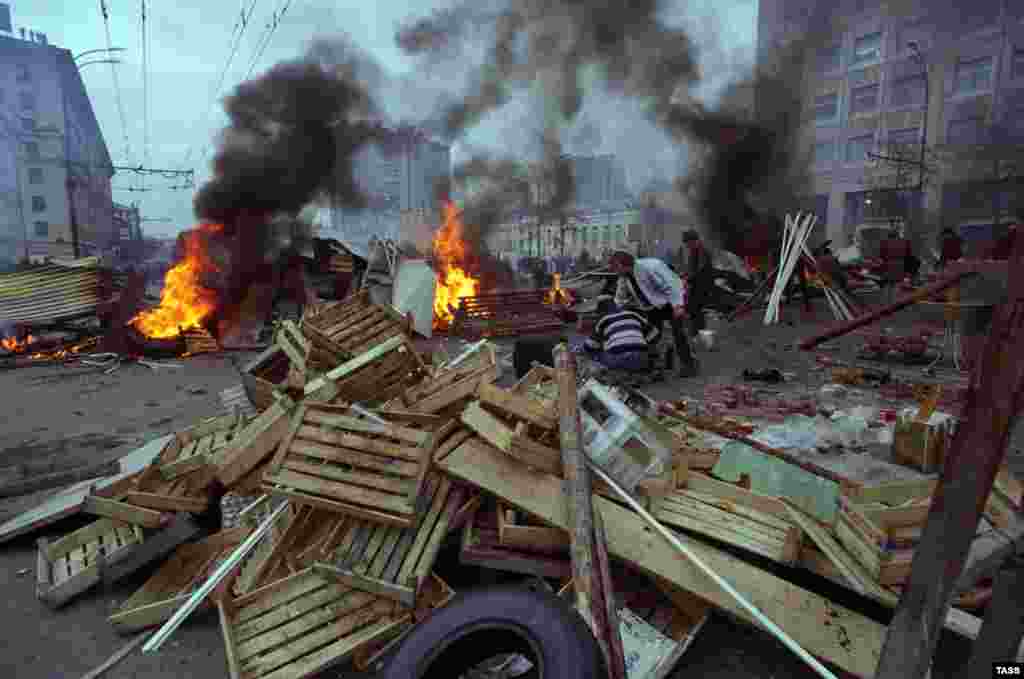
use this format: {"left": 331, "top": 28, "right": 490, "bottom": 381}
{"left": 380, "top": 585, "right": 606, "bottom": 679}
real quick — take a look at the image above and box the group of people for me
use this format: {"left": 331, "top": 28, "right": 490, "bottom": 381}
{"left": 582, "top": 230, "right": 712, "bottom": 379}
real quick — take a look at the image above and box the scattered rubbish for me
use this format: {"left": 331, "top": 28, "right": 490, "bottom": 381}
{"left": 743, "top": 368, "right": 784, "bottom": 384}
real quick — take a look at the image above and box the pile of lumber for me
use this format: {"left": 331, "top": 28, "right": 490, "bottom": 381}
{"left": 29, "top": 292, "right": 1021, "bottom": 679}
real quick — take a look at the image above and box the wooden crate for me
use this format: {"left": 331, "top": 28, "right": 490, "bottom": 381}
{"left": 262, "top": 403, "right": 436, "bottom": 527}
{"left": 216, "top": 395, "right": 297, "bottom": 491}
{"left": 460, "top": 503, "right": 572, "bottom": 580}
{"left": 398, "top": 344, "right": 500, "bottom": 416}
{"left": 109, "top": 526, "right": 249, "bottom": 633}
{"left": 303, "top": 335, "right": 428, "bottom": 407}
{"left": 314, "top": 471, "right": 473, "bottom": 607}
{"left": 834, "top": 497, "right": 923, "bottom": 585}
{"left": 218, "top": 567, "right": 407, "bottom": 679}
{"left": 303, "top": 289, "right": 373, "bottom": 333}
{"left": 652, "top": 473, "right": 802, "bottom": 565}
{"left": 460, "top": 400, "right": 562, "bottom": 476}
{"left": 315, "top": 302, "right": 411, "bottom": 357}
{"left": 232, "top": 499, "right": 296, "bottom": 597}
{"left": 891, "top": 409, "right": 956, "bottom": 473}
{"left": 183, "top": 326, "right": 220, "bottom": 355}
{"left": 36, "top": 513, "right": 200, "bottom": 609}
{"left": 497, "top": 503, "right": 568, "bottom": 554}
{"left": 241, "top": 345, "right": 293, "bottom": 412}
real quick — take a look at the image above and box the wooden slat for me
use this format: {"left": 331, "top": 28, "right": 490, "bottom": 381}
{"left": 83, "top": 496, "right": 164, "bottom": 529}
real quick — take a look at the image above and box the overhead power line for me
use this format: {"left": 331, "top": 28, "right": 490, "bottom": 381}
{"left": 180, "top": 0, "right": 260, "bottom": 169}
{"left": 242, "top": 0, "right": 292, "bottom": 80}
{"left": 98, "top": 0, "right": 133, "bottom": 164}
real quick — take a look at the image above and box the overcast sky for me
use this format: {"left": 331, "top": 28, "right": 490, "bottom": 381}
{"left": 14, "top": 1, "right": 757, "bottom": 238}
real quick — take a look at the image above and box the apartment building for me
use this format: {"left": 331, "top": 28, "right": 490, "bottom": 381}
{"left": 0, "top": 28, "right": 114, "bottom": 263}
{"left": 759, "top": 0, "right": 1024, "bottom": 250}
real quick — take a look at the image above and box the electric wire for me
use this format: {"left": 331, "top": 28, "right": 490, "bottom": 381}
{"left": 98, "top": 0, "right": 133, "bottom": 164}
{"left": 140, "top": 0, "right": 150, "bottom": 193}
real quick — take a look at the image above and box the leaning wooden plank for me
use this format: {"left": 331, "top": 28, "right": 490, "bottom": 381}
{"left": 123, "top": 492, "right": 209, "bottom": 514}
{"left": 477, "top": 381, "right": 557, "bottom": 430}
{"left": 407, "top": 365, "right": 500, "bottom": 414}
{"left": 109, "top": 526, "right": 249, "bottom": 634}
{"left": 460, "top": 401, "right": 561, "bottom": 475}
{"left": 217, "top": 566, "right": 405, "bottom": 679}
{"left": 83, "top": 495, "right": 164, "bottom": 529}
{"left": 216, "top": 397, "right": 296, "bottom": 489}
{"left": 437, "top": 438, "right": 883, "bottom": 677}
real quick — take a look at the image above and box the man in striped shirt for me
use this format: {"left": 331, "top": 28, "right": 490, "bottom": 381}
{"left": 583, "top": 298, "right": 662, "bottom": 372}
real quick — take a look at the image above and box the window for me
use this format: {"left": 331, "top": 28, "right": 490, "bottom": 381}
{"left": 18, "top": 91, "right": 35, "bottom": 112}
{"left": 948, "top": 117, "right": 985, "bottom": 144}
{"left": 20, "top": 117, "right": 34, "bottom": 132}
{"left": 814, "top": 141, "right": 836, "bottom": 165}
{"left": 850, "top": 84, "right": 879, "bottom": 114}
{"left": 33, "top": 221, "right": 48, "bottom": 237}
{"left": 818, "top": 46, "right": 841, "bottom": 73}
{"left": 22, "top": 141, "right": 39, "bottom": 158}
{"left": 15, "top": 64, "right": 30, "bottom": 83}
{"left": 954, "top": 57, "right": 993, "bottom": 94}
{"left": 28, "top": 167, "right": 43, "bottom": 185}
{"left": 852, "top": 33, "right": 882, "bottom": 66}
{"left": 846, "top": 135, "right": 875, "bottom": 162}
{"left": 890, "top": 74, "right": 926, "bottom": 107}
{"left": 1013, "top": 48, "right": 1024, "bottom": 80}
{"left": 31, "top": 196, "right": 46, "bottom": 213}
{"left": 814, "top": 93, "right": 839, "bottom": 123}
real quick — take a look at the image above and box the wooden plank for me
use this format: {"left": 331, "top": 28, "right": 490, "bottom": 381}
{"left": 437, "top": 438, "right": 886, "bottom": 677}
{"left": 460, "top": 401, "right": 515, "bottom": 451}
{"left": 302, "top": 409, "right": 428, "bottom": 446}
{"left": 847, "top": 478, "right": 937, "bottom": 506}
{"left": 477, "top": 382, "right": 558, "bottom": 429}
{"left": 292, "top": 426, "right": 423, "bottom": 463}
{"left": 314, "top": 563, "right": 414, "bottom": 606}
{"left": 218, "top": 601, "right": 243, "bottom": 679}
{"left": 876, "top": 247, "right": 1024, "bottom": 679}
{"left": 304, "top": 335, "right": 405, "bottom": 401}
{"left": 460, "top": 510, "right": 572, "bottom": 580}
{"left": 123, "top": 492, "right": 208, "bottom": 514}
{"left": 286, "top": 439, "right": 419, "bottom": 477}
{"left": 83, "top": 496, "right": 164, "bottom": 529}
{"left": 264, "top": 468, "right": 414, "bottom": 517}
{"left": 265, "top": 486, "right": 412, "bottom": 528}
{"left": 216, "top": 398, "right": 295, "bottom": 489}
{"left": 683, "top": 472, "right": 794, "bottom": 520}
{"left": 655, "top": 503, "right": 790, "bottom": 564}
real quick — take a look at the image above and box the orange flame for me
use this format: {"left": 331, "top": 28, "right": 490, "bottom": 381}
{"left": 130, "top": 223, "right": 222, "bottom": 339}
{"left": 1, "top": 334, "right": 35, "bottom": 352}
{"left": 543, "top": 273, "right": 572, "bottom": 305}
{"left": 433, "top": 202, "right": 479, "bottom": 329}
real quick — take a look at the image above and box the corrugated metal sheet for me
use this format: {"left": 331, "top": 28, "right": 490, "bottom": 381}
{"left": 0, "top": 264, "right": 102, "bottom": 324}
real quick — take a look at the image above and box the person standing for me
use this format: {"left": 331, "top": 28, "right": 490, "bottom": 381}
{"left": 938, "top": 227, "right": 964, "bottom": 270}
{"left": 682, "top": 230, "right": 715, "bottom": 335}
{"left": 609, "top": 249, "right": 698, "bottom": 377}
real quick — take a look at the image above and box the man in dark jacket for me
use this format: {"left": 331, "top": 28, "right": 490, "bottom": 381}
{"left": 682, "top": 230, "right": 714, "bottom": 335}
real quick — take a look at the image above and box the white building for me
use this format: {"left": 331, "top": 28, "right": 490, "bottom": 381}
{"left": 0, "top": 22, "right": 114, "bottom": 263}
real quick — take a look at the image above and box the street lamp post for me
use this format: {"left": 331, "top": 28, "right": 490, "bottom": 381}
{"left": 908, "top": 41, "right": 929, "bottom": 194}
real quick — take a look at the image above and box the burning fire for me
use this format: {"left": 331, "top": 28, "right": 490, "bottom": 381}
{"left": 432, "top": 202, "right": 479, "bottom": 329}
{"left": 1, "top": 334, "right": 35, "bottom": 353}
{"left": 130, "top": 223, "right": 222, "bottom": 339}
{"left": 543, "top": 273, "right": 572, "bottom": 306}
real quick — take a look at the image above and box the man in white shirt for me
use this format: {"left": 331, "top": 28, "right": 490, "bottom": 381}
{"left": 609, "top": 249, "right": 698, "bottom": 377}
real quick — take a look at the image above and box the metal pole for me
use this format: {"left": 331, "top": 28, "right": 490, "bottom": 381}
{"left": 910, "top": 42, "right": 928, "bottom": 194}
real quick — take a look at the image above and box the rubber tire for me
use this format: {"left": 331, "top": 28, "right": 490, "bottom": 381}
{"left": 380, "top": 585, "right": 608, "bottom": 679}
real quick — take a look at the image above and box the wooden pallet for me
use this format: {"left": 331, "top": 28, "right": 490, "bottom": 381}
{"left": 652, "top": 473, "right": 803, "bottom": 566}
{"left": 183, "top": 326, "right": 220, "bottom": 355}
{"left": 242, "top": 345, "right": 293, "bottom": 411}
{"left": 217, "top": 566, "right": 407, "bottom": 679}
{"left": 302, "top": 290, "right": 373, "bottom": 334}
{"left": 262, "top": 403, "right": 437, "bottom": 527}
{"left": 314, "top": 470, "right": 475, "bottom": 607}
{"left": 833, "top": 497, "right": 922, "bottom": 585}
{"left": 36, "top": 513, "right": 200, "bottom": 609}
{"left": 109, "top": 526, "right": 249, "bottom": 633}
{"left": 450, "top": 290, "right": 566, "bottom": 338}
{"left": 232, "top": 499, "right": 296, "bottom": 597}
{"left": 216, "top": 395, "right": 298, "bottom": 490}
{"left": 303, "top": 335, "right": 428, "bottom": 407}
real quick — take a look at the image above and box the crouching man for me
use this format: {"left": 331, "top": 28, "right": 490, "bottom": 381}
{"left": 583, "top": 297, "right": 662, "bottom": 372}
{"left": 608, "top": 249, "right": 699, "bottom": 377}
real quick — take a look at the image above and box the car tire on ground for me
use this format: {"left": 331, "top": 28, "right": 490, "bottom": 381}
{"left": 380, "top": 585, "right": 608, "bottom": 679}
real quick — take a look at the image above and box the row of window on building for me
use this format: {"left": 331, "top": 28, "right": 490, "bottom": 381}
{"left": 514, "top": 224, "right": 627, "bottom": 254}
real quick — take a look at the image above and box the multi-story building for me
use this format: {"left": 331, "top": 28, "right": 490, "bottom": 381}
{"left": 327, "top": 130, "right": 450, "bottom": 251}
{"left": 759, "top": 0, "right": 1024, "bottom": 251}
{"left": 0, "top": 23, "right": 114, "bottom": 263}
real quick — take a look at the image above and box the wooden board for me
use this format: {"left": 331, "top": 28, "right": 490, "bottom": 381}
{"left": 498, "top": 504, "right": 569, "bottom": 554}
{"left": 653, "top": 488, "right": 802, "bottom": 565}
{"left": 315, "top": 471, "right": 468, "bottom": 607}
{"left": 303, "top": 335, "right": 426, "bottom": 406}
{"left": 232, "top": 500, "right": 297, "bottom": 598}
{"left": 262, "top": 404, "right": 436, "bottom": 527}
{"left": 36, "top": 514, "right": 200, "bottom": 609}
{"left": 436, "top": 437, "right": 886, "bottom": 678}
{"left": 109, "top": 526, "right": 249, "bottom": 634}
{"left": 217, "top": 567, "right": 407, "bottom": 679}
{"left": 216, "top": 397, "right": 296, "bottom": 490}
{"left": 460, "top": 401, "right": 562, "bottom": 475}
{"left": 83, "top": 495, "right": 164, "bottom": 529}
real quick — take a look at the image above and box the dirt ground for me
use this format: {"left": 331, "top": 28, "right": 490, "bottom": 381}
{"left": 0, "top": 295, "right": 1012, "bottom": 679}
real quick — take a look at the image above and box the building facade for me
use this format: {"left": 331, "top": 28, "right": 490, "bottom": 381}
{"left": 759, "top": 0, "right": 1024, "bottom": 250}
{"left": 0, "top": 27, "right": 114, "bottom": 263}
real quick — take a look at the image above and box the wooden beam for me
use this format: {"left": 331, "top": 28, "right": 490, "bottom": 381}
{"left": 553, "top": 343, "right": 608, "bottom": 664}
{"left": 874, "top": 236, "right": 1024, "bottom": 679}
{"left": 437, "top": 438, "right": 884, "bottom": 677}
{"left": 83, "top": 496, "right": 164, "bottom": 529}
